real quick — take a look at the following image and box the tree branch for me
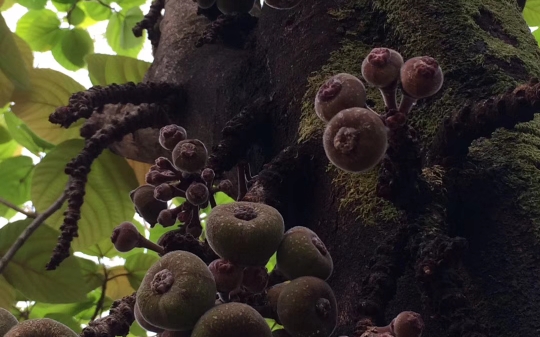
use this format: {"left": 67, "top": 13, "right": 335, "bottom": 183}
{"left": 517, "top": 0, "right": 526, "bottom": 11}
{"left": 0, "top": 190, "right": 68, "bottom": 275}
{"left": 0, "top": 197, "right": 37, "bottom": 219}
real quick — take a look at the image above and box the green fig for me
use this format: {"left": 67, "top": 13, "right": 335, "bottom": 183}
{"left": 136, "top": 251, "right": 216, "bottom": 331}
{"left": 276, "top": 226, "right": 333, "bottom": 280}
{"left": 191, "top": 302, "right": 272, "bottom": 337}
{"left": 205, "top": 201, "right": 284, "bottom": 266}
{"left": 277, "top": 276, "right": 337, "bottom": 337}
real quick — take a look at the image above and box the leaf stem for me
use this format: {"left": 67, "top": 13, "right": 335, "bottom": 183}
{"left": 91, "top": 264, "right": 108, "bottom": 321}
{"left": 0, "top": 190, "right": 68, "bottom": 275}
{"left": 0, "top": 197, "right": 37, "bottom": 219}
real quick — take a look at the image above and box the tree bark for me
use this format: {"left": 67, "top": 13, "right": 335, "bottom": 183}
{"left": 123, "top": 0, "right": 540, "bottom": 335}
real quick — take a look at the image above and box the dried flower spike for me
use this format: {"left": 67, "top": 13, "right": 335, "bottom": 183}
{"left": 361, "top": 47, "right": 404, "bottom": 110}
{"left": 399, "top": 56, "right": 444, "bottom": 114}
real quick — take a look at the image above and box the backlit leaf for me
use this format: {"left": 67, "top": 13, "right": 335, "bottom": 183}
{"left": 52, "top": 28, "right": 94, "bottom": 71}
{"left": 0, "top": 15, "right": 30, "bottom": 90}
{"left": 0, "top": 156, "right": 33, "bottom": 217}
{"left": 86, "top": 53, "right": 150, "bottom": 86}
{"left": 124, "top": 252, "right": 158, "bottom": 289}
{"left": 4, "top": 110, "right": 55, "bottom": 155}
{"left": 524, "top": 0, "right": 540, "bottom": 26}
{"left": 105, "top": 266, "right": 134, "bottom": 300}
{"left": 11, "top": 68, "right": 85, "bottom": 144}
{"left": 0, "top": 220, "right": 89, "bottom": 303}
{"left": 105, "top": 7, "right": 144, "bottom": 58}
{"left": 0, "top": 276, "right": 16, "bottom": 309}
{"left": 15, "top": 9, "right": 61, "bottom": 52}
{"left": 31, "top": 139, "right": 138, "bottom": 250}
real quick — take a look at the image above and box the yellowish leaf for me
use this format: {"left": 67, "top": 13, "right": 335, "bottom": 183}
{"left": 104, "top": 266, "right": 135, "bottom": 300}
{"left": 126, "top": 159, "right": 152, "bottom": 185}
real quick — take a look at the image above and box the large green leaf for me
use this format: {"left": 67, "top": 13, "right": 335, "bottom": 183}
{"left": 0, "top": 123, "right": 19, "bottom": 161}
{"left": 124, "top": 252, "right": 158, "bottom": 290}
{"left": 115, "top": 0, "right": 146, "bottom": 10}
{"left": 44, "top": 312, "right": 82, "bottom": 331}
{"left": 78, "top": 257, "right": 105, "bottom": 291}
{"left": 525, "top": 0, "right": 540, "bottom": 26}
{"left": 80, "top": 0, "right": 111, "bottom": 21}
{"left": 0, "top": 275, "right": 16, "bottom": 309}
{"left": 104, "top": 266, "right": 134, "bottom": 300}
{"left": 0, "top": 68, "right": 13, "bottom": 107}
{"left": 4, "top": 110, "right": 55, "bottom": 155}
{"left": 12, "top": 35, "right": 34, "bottom": 71}
{"left": 11, "top": 68, "right": 85, "bottom": 144}
{"left": 15, "top": 9, "right": 62, "bottom": 52}
{"left": 0, "top": 15, "right": 30, "bottom": 90}
{"left": 105, "top": 7, "right": 145, "bottom": 58}
{"left": 31, "top": 139, "right": 139, "bottom": 250}
{"left": 86, "top": 54, "right": 150, "bottom": 86}
{"left": 52, "top": 29, "right": 94, "bottom": 71}
{"left": 18, "top": 0, "right": 47, "bottom": 9}
{"left": 0, "top": 220, "right": 89, "bottom": 303}
{"left": 0, "top": 156, "right": 33, "bottom": 217}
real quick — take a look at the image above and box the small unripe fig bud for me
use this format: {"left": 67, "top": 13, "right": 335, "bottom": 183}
{"left": 323, "top": 107, "right": 388, "bottom": 172}
{"left": 208, "top": 259, "right": 244, "bottom": 293}
{"left": 201, "top": 168, "right": 215, "bottom": 183}
{"left": 154, "top": 183, "right": 174, "bottom": 201}
{"left": 130, "top": 184, "right": 168, "bottom": 226}
{"left": 314, "top": 73, "right": 366, "bottom": 123}
{"left": 159, "top": 125, "right": 187, "bottom": 150}
{"left": 362, "top": 48, "right": 403, "bottom": 89}
{"left": 186, "top": 183, "right": 209, "bottom": 206}
{"left": 111, "top": 222, "right": 141, "bottom": 252}
{"left": 157, "top": 209, "right": 177, "bottom": 227}
{"left": 400, "top": 56, "right": 443, "bottom": 99}
{"left": 217, "top": 179, "right": 234, "bottom": 196}
{"left": 172, "top": 139, "right": 208, "bottom": 173}
{"left": 242, "top": 266, "right": 269, "bottom": 293}
{"left": 390, "top": 311, "right": 424, "bottom": 337}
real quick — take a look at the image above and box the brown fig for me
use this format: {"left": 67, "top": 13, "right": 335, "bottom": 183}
{"left": 314, "top": 73, "right": 366, "bottom": 123}
{"left": 208, "top": 258, "right": 244, "bottom": 293}
{"left": 130, "top": 184, "right": 168, "bottom": 226}
{"left": 0, "top": 308, "right": 18, "bottom": 336}
{"left": 172, "top": 139, "right": 208, "bottom": 173}
{"left": 361, "top": 48, "right": 404, "bottom": 110}
{"left": 4, "top": 318, "right": 78, "bottom": 337}
{"left": 135, "top": 302, "right": 164, "bottom": 333}
{"left": 323, "top": 107, "right": 388, "bottom": 173}
{"left": 390, "top": 311, "right": 424, "bottom": 337}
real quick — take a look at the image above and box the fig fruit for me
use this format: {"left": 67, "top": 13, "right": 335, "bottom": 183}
{"left": 136, "top": 251, "right": 216, "bottom": 331}
{"left": 276, "top": 226, "right": 333, "bottom": 280}
{"left": 191, "top": 302, "right": 272, "bottom": 337}
{"left": 130, "top": 184, "right": 168, "bottom": 226}
{"left": 0, "top": 308, "right": 18, "bottom": 336}
{"left": 172, "top": 139, "right": 208, "bottom": 173}
{"left": 323, "top": 107, "right": 387, "bottom": 173}
{"left": 4, "top": 318, "right": 78, "bottom": 337}
{"left": 208, "top": 258, "right": 244, "bottom": 293}
{"left": 134, "top": 302, "right": 164, "bottom": 333}
{"left": 314, "top": 73, "right": 366, "bottom": 123}
{"left": 277, "top": 276, "right": 337, "bottom": 337}
{"left": 205, "top": 201, "right": 284, "bottom": 266}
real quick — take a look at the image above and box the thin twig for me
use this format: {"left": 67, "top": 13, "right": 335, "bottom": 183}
{"left": 0, "top": 190, "right": 69, "bottom": 275}
{"left": 91, "top": 264, "right": 108, "bottom": 321}
{"left": 0, "top": 197, "right": 37, "bottom": 219}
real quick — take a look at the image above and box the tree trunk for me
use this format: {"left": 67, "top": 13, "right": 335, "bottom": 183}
{"left": 131, "top": 0, "right": 540, "bottom": 335}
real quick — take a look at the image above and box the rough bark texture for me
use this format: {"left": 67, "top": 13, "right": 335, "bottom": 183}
{"left": 114, "top": 0, "right": 540, "bottom": 335}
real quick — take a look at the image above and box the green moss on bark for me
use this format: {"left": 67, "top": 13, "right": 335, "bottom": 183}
{"left": 297, "top": 0, "right": 540, "bottom": 224}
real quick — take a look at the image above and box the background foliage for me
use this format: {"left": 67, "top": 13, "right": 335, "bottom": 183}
{"left": 0, "top": 0, "right": 539, "bottom": 336}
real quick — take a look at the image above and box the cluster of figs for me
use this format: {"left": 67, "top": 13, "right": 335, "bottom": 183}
{"left": 195, "top": 0, "right": 303, "bottom": 13}
{"left": 317, "top": 47, "right": 443, "bottom": 173}
{"left": 0, "top": 48, "right": 436, "bottom": 337}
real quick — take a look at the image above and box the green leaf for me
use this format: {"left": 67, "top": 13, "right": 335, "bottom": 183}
{"left": 0, "top": 220, "right": 89, "bottom": 303}
{"left": 0, "top": 15, "right": 30, "bottom": 90}
{"left": 44, "top": 313, "right": 82, "bottom": 331}
{"left": 16, "top": 9, "right": 62, "bottom": 52}
{"left": 11, "top": 68, "right": 85, "bottom": 144}
{"left": 115, "top": 0, "right": 146, "bottom": 10}
{"left": 80, "top": 0, "right": 111, "bottom": 21}
{"left": 52, "top": 29, "right": 94, "bottom": 71}
{"left": 78, "top": 257, "right": 105, "bottom": 291}
{"left": 51, "top": 0, "right": 72, "bottom": 11}
{"left": 0, "top": 0, "right": 16, "bottom": 11}
{"left": 124, "top": 252, "right": 158, "bottom": 290}
{"left": 69, "top": 6, "right": 87, "bottom": 26}
{"left": 81, "top": 219, "right": 145, "bottom": 258}
{"left": 105, "top": 266, "right": 135, "bottom": 300}
{"left": 4, "top": 110, "right": 55, "bottom": 155}
{"left": 86, "top": 54, "right": 150, "bottom": 86}
{"left": 0, "top": 276, "right": 16, "bottom": 309}
{"left": 129, "top": 320, "right": 148, "bottom": 337}
{"left": 105, "top": 7, "right": 145, "bottom": 58}
{"left": 0, "top": 123, "right": 19, "bottom": 161}
{"left": 31, "top": 139, "right": 139, "bottom": 250}
{"left": 12, "top": 35, "right": 34, "bottom": 71}
{"left": 0, "top": 70, "right": 13, "bottom": 107}
{"left": 0, "top": 156, "right": 33, "bottom": 217}
{"left": 18, "top": 0, "right": 47, "bottom": 9}
{"left": 29, "top": 296, "right": 96, "bottom": 319}
{"left": 215, "top": 191, "right": 235, "bottom": 205}
{"left": 525, "top": 0, "right": 540, "bottom": 26}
